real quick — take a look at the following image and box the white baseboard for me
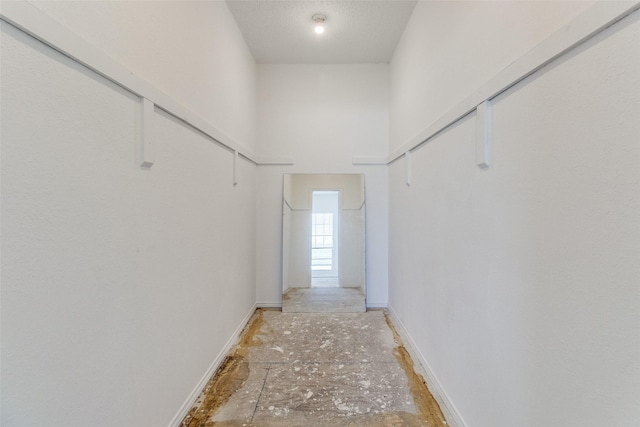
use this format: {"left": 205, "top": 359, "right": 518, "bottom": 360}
{"left": 167, "top": 303, "right": 257, "bottom": 427}
{"left": 256, "top": 301, "right": 282, "bottom": 308}
{"left": 366, "top": 301, "right": 387, "bottom": 309}
{"left": 259, "top": 301, "right": 386, "bottom": 309}
{"left": 387, "top": 306, "right": 467, "bottom": 427}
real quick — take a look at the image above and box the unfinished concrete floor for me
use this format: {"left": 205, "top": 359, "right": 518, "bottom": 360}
{"left": 181, "top": 309, "right": 447, "bottom": 427}
{"left": 282, "top": 288, "right": 366, "bottom": 313}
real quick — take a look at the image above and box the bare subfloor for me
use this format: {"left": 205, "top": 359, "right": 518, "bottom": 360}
{"left": 283, "top": 288, "right": 366, "bottom": 313}
{"left": 181, "top": 309, "right": 447, "bottom": 427}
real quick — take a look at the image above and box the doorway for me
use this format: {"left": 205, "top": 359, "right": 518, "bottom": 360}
{"left": 311, "top": 190, "right": 339, "bottom": 287}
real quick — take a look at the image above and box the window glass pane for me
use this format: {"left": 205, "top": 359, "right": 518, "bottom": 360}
{"left": 311, "top": 212, "right": 334, "bottom": 269}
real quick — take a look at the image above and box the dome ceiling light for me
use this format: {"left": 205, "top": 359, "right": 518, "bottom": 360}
{"left": 312, "top": 14, "right": 326, "bottom": 34}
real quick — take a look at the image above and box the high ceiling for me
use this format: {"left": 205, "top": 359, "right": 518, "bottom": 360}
{"left": 226, "top": 0, "right": 418, "bottom": 64}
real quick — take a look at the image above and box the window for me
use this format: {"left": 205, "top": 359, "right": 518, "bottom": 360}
{"left": 311, "top": 213, "right": 333, "bottom": 271}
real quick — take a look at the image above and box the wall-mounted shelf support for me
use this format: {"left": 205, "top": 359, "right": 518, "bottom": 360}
{"left": 385, "top": 1, "right": 640, "bottom": 166}
{"left": 406, "top": 151, "right": 412, "bottom": 186}
{"left": 233, "top": 150, "right": 239, "bottom": 186}
{"left": 138, "top": 97, "right": 154, "bottom": 168}
{"left": 475, "top": 100, "right": 492, "bottom": 170}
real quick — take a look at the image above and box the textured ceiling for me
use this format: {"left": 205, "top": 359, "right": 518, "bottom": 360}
{"left": 226, "top": 0, "right": 417, "bottom": 64}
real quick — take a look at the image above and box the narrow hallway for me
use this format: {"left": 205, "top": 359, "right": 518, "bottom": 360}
{"left": 181, "top": 310, "right": 447, "bottom": 426}
{"left": 3, "top": 2, "right": 638, "bottom": 426}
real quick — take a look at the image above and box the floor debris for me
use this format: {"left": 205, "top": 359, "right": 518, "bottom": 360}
{"left": 181, "top": 309, "right": 447, "bottom": 426}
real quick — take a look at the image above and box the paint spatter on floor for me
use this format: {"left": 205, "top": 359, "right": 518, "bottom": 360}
{"left": 282, "top": 287, "right": 366, "bottom": 313}
{"left": 181, "top": 309, "right": 448, "bottom": 426}
{"left": 385, "top": 313, "right": 448, "bottom": 426}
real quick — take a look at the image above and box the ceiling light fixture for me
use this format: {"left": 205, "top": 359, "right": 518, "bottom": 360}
{"left": 312, "top": 14, "right": 326, "bottom": 34}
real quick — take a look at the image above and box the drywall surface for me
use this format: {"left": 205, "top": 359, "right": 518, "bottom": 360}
{"left": 389, "top": 0, "right": 593, "bottom": 152}
{"left": 288, "top": 174, "right": 365, "bottom": 210}
{"left": 388, "top": 10, "right": 640, "bottom": 427}
{"left": 282, "top": 202, "right": 292, "bottom": 293}
{"left": 30, "top": 0, "right": 257, "bottom": 152}
{"left": 340, "top": 206, "right": 365, "bottom": 288}
{"left": 1, "top": 17, "right": 256, "bottom": 427}
{"left": 255, "top": 64, "right": 389, "bottom": 307}
{"left": 288, "top": 210, "right": 312, "bottom": 288}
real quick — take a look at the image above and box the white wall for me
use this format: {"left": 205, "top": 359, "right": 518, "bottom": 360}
{"left": 31, "top": 0, "right": 257, "bottom": 152}
{"left": 0, "top": 2, "right": 257, "bottom": 425}
{"left": 390, "top": 0, "right": 593, "bottom": 151}
{"left": 289, "top": 174, "right": 365, "bottom": 210}
{"left": 388, "top": 4, "right": 640, "bottom": 427}
{"left": 340, "top": 205, "right": 365, "bottom": 288}
{"left": 287, "top": 209, "right": 312, "bottom": 288}
{"left": 255, "top": 64, "right": 389, "bottom": 307}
